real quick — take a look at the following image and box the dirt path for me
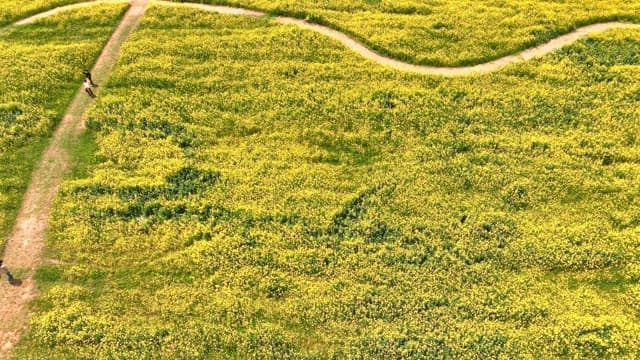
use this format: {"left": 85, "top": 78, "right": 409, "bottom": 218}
{"left": 275, "top": 20, "right": 640, "bottom": 75}
{"left": 157, "top": 1, "right": 640, "bottom": 76}
{"left": 12, "top": 1, "right": 640, "bottom": 76}
{"left": 0, "top": 0, "right": 149, "bottom": 357}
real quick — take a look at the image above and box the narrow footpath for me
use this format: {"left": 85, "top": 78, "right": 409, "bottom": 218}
{"left": 0, "top": 0, "right": 149, "bottom": 357}
{"left": 12, "top": 1, "right": 640, "bottom": 76}
{"left": 157, "top": 1, "right": 640, "bottom": 76}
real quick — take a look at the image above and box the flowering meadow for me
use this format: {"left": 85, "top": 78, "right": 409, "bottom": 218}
{"left": 13, "top": 5, "right": 640, "bottom": 358}
{"left": 0, "top": 5, "right": 127, "bottom": 248}
{"left": 0, "top": 0, "right": 93, "bottom": 26}
{"left": 178, "top": 0, "right": 640, "bottom": 67}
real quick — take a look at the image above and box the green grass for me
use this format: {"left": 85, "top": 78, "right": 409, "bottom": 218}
{"left": 0, "top": 4, "right": 128, "bottom": 249}
{"left": 14, "top": 5, "right": 640, "bottom": 359}
{"left": 0, "top": 139, "right": 47, "bottom": 248}
{"left": 63, "top": 129, "right": 101, "bottom": 180}
{"left": 176, "top": 0, "right": 640, "bottom": 67}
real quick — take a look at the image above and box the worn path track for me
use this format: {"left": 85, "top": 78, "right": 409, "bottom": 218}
{"left": 12, "top": 0, "right": 640, "bottom": 76}
{"left": 0, "top": 0, "right": 149, "bottom": 358}
{"left": 157, "top": 1, "right": 640, "bottom": 76}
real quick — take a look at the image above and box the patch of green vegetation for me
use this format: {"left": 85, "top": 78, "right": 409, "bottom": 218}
{"left": 34, "top": 265, "right": 64, "bottom": 284}
{"left": 64, "top": 130, "right": 101, "bottom": 180}
{"left": 0, "top": 139, "right": 47, "bottom": 246}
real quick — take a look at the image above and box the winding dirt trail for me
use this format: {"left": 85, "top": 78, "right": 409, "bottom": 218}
{"left": 12, "top": 1, "right": 640, "bottom": 76}
{"left": 0, "top": 0, "right": 149, "bottom": 357}
{"left": 157, "top": 1, "right": 640, "bottom": 76}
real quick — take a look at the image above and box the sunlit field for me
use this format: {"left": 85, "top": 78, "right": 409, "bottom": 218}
{"left": 0, "top": 4, "right": 127, "bottom": 248}
{"left": 13, "top": 5, "right": 640, "bottom": 358}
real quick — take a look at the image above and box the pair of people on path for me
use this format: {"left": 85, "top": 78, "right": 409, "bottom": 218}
{"left": 83, "top": 69, "right": 97, "bottom": 98}
{"left": 0, "top": 260, "right": 14, "bottom": 285}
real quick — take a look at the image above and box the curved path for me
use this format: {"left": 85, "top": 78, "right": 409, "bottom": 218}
{"left": 0, "top": 0, "right": 149, "bottom": 358}
{"left": 156, "top": 1, "right": 640, "bottom": 76}
{"left": 11, "top": 0, "right": 640, "bottom": 76}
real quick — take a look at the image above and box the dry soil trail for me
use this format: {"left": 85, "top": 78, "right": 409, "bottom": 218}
{"left": 0, "top": 0, "right": 149, "bottom": 357}
{"left": 157, "top": 1, "right": 640, "bottom": 76}
{"left": 12, "top": 1, "right": 640, "bottom": 76}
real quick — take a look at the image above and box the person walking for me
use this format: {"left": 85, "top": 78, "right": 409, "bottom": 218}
{"left": 83, "top": 78, "right": 96, "bottom": 98}
{"left": 0, "top": 260, "right": 14, "bottom": 285}
{"left": 82, "top": 69, "right": 96, "bottom": 86}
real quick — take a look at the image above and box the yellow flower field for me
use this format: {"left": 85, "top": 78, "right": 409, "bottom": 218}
{"left": 0, "top": 0, "right": 91, "bottom": 26}
{"left": 13, "top": 5, "right": 640, "bottom": 358}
